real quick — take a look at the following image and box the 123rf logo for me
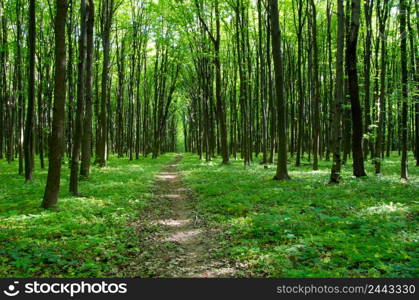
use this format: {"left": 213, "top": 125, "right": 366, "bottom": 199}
{"left": 3, "top": 281, "right": 127, "bottom": 297}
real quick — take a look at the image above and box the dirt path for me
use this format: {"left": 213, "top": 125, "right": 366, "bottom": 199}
{"left": 130, "top": 155, "right": 237, "bottom": 278}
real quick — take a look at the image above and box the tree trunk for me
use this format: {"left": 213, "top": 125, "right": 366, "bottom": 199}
{"left": 375, "top": 0, "right": 389, "bottom": 174}
{"left": 80, "top": 0, "right": 94, "bottom": 178}
{"left": 0, "top": 3, "right": 7, "bottom": 161}
{"left": 310, "top": 0, "right": 320, "bottom": 171}
{"left": 42, "top": 0, "right": 68, "bottom": 208}
{"left": 96, "top": 0, "right": 114, "bottom": 167}
{"left": 295, "top": 0, "right": 305, "bottom": 167}
{"left": 257, "top": 0, "right": 268, "bottom": 164}
{"left": 214, "top": 0, "right": 229, "bottom": 164}
{"left": 24, "top": 0, "right": 36, "bottom": 182}
{"left": 69, "top": 0, "right": 86, "bottom": 195}
{"left": 399, "top": 0, "right": 408, "bottom": 180}
{"left": 330, "top": 0, "right": 345, "bottom": 184}
{"left": 16, "top": 0, "right": 24, "bottom": 175}
{"left": 346, "top": 0, "right": 366, "bottom": 177}
{"left": 270, "top": 0, "right": 290, "bottom": 181}
{"left": 363, "top": 0, "right": 373, "bottom": 158}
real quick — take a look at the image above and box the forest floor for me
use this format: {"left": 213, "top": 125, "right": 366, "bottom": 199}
{"left": 0, "top": 153, "right": 417, "bottom": 277}
{"left": 178, "top": 153, "right": 418, "bottom": 277}
{"left": 127, "top": 155, "right": 238, "bottom": 277}
{"left": 0, "top": 154, "right": 175, "bottom": 277}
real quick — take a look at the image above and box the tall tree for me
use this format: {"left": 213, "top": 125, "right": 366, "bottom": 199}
{"left": 0, "top": 1, "right": 6, "bottom": 161}
{"left": 96, "top": 0, "right": 115, "bottom": 167}
{"left": 42, "top": 0, "right": 69, "bottom": 208}
{"left": 310, "top": 0, "right": 320, "bottom": 171}
{"left": 399, "top": 0, "right": 408, "bottom": 180}
{"left": 80, "top": 0, "right": 94, "bottom": 178}
{"left": 257, "top": 0, "right": 268, "bottom": 164}
{"left": 214, "top": 0, "right": 229, "bottom": 164}
{"left": 270, "top": 0, "right": 290, "bottom": 180}
{"left": 330, "top": 0, "right": 345, "bottom": 183}
{"left": 346, "top": 0, "right": 366, "bottom": 177}
{"left": 363, "top": 0, "right": 373, "bottom": 158}
{"left": 294, "top": 0, "right": 306, "bottom": 167}
{"left": 16, "top": 0, "right": 24, "bottom": 175}
{"left": 374, "top": 0, "right": 389, "bottom": 174}
{"left": 410, "top": 0, "right": 419, "bottom": 166}
{"left": 24, "top": 0, "right": 36, "bottom": 182}
{"left": 70, "top": 0, "right": 87, "bottom": 195}
{"left": 116, "top": 32, "right": 126, "bottom": 158}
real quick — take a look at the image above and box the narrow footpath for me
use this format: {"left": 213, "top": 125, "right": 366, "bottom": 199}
{"left": 131, "top": 155, "right": 237, "bottom": 277}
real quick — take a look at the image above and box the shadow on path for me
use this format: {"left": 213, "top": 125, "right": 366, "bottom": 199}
{"left": 128, "top": 155, "right": 237, "bottom": 278}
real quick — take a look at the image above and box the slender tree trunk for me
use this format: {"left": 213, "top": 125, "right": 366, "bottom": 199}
{"left": 363, "top": 0, "right": 373, "bottom": 158}
{"left": 346, "top": 0, "right": 366, "bottom": 177}
{"left": 0, "top": 3, "right": 6, "bottom": 161}
{"left": 80, "top": 0, "right": 94, "bottom": 178}
{"left": 16, "top": 0, "right": 24, "bottom": 175}
{"left": 270, "top": 0, "right": 290, "bottom": 181}
{"left": 135, "top": 50, "right": 142, "bottom": 160}
{"left": 42, "top": 0, "right": 68, "bottom": 208}
{"left": 0, "top": 1, "right": 7, "bottom": 159}
{"left": 342, "top": 0, "right": 351, "bottom": 165}
{"left": 267, "top": 14, "right": 275, "bottom": 164}
{"left": 24, "top": 0, "right": 36, "bottom": 182}
{"left": 310, "top": 0, "right": 320, "bottom": 171}
{"left": 37, "top": 60, "right": 44, "bottom": 169}
{"left": 413, "top": 0, "right": 419, "bottom": 166}
{"left": 70, "top": 0, "right": 86, "bottom": 195}
{"left": 399, "top": 0, "right": 408, "bottom": 180}
{"left": 330, "top": 0, "right": 345, "bottom": 183}
{"left": 257, "top": 0, "right": 268, "bottom": 164}
{"left": 214, "top": 0, "right": 229, "bottom": 164}
{"left": 67, "top": 0, "right": 74, "bottom": 159}
{"left": 375, "top": 0, "right": 389, "bottom": 174}
{"left": 116, "top": 33, "right": 126, "bottom": 158}
{"left": 325, "top": 0, "right": 333, "bottom": 162}
{"left": 96, "top": 0, "right": 114, "bottom": 167}
{"left": 295, "top": 0, "right": 305, "bottom": 167}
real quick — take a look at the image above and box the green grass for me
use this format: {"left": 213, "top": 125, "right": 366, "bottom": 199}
{"left": 1, "top": 152, "right": 417, "bottom": 278}
{"left": 179, "top": 153, "right": 419, "bottom": 278}
{"left": 0, "top": 154, "right": 175, "bottom": 277}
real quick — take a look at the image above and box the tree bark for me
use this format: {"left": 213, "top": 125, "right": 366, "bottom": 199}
{"left": 96, "top": 0, "right": 114, "bottom": 167}
{"left": 330, "top": 0, "right": 345, "bottom": 183}
{"left": 270, "top": 0, "right": 290, "bottom": 181}
{"left": 42, "top": 0, "right": 68, "bottom": 208}
{"left": 374, "top": 0, "right": 389, "bottom": 174}
{"left": 69, "top": 0, "right": 87, "bottom": 195}
{"left": 363, "top": 0, "right": 373, "bottom": 158}
{"left": 295, "top": 0, "right": 305, "bottom": 167}
{"left": 214, "top": 0, "right": 229, "bottom": 164}
{"left": 310, "top": 0, "right": 320, "bottom": 171}
{"left": 16, "top": 0, "right": 24, "bottom": 175}
{"left": 80, "top": 0, "right": 94, "bottom": 178}
{"left": 399, "top": 0, "right": 408, "bottom": 180}
{"left": 24, "top": 0, "right": 36, "bottom": 182}
{"left": 346, "top": 0, "right": 366, "bottom": 177}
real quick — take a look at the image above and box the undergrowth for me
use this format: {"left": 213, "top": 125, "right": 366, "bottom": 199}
{"left": 0, "top": 154, "right": 174, "bottom": 277}
{"left": 179, "top": 153, "right": 418, "bottom": 277}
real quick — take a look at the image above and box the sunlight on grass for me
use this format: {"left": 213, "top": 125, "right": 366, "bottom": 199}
{"left": 179, "top": 153, "right": 419, "bottom": 278}
{"left": 0, "top": 154, "right": 175, "bottom": 277}
{"left": 362, "top": 202, "right": 408, "bottom": 215}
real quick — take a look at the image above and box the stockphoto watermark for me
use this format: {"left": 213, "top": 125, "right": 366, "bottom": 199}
{"left": 2, "top": 281, "right": 127, "bottom": 297}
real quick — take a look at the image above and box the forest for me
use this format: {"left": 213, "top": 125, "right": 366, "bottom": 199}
{"left": 0, "top": 0, "right": 417, "bottom": 278}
